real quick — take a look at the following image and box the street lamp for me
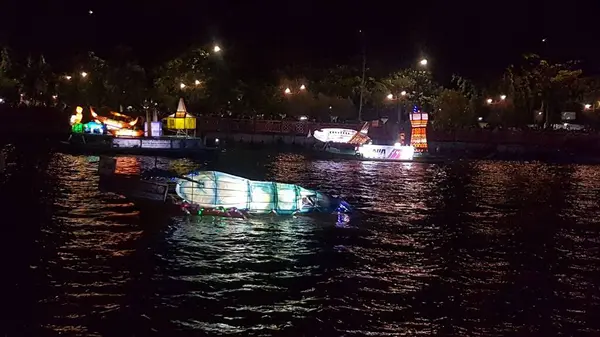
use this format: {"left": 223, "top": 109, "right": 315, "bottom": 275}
{"left": 81, "top": 72, "right": 88, "bottom": 78}
{"left": 64, "top": 75, "right": 72, "bottom": 80}
{"left": 300, "top": 84, "right": 306, "bottom": 90}
{"left": 180, "top": 83, "right": 186, "bottom": 89}
{"left": 195, "top": 80, "right": 201, "bottom": 85}
{"left": 419, "top": 59, "right": 428, "bottom": 66}
{"left": 386, "top": 93, "right": 393, "bottom": 100}
{"left": 213, "top": 45, "right": 221, "bottom": 53}
{"left": 500, "top": 95, "right": 507, "bottom": 100}
{"left": 284, "top": 88, "right": 291, "bottom": 95}
{"left": 486, "top": 98, "right": 493, "bottom": 104}
{"left": 400, "top": 90, "right": 407, "bottom": 96}
{"left": 585, "top": 104, "right": 592, "bottom": 110}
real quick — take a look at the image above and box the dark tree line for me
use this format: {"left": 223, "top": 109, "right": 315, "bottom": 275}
{"left": 0, "top": 44, "right": 598, "bottom": 128}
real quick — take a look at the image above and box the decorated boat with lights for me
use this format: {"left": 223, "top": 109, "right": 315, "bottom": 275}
{"left": 315, "top": 109, "right": 443, "bottom": 163}
{"left": 60, "top": 99, "right": 220, "bottom": 159}
{"left": 98, "top": 157, "right": 352, "bottom": 220}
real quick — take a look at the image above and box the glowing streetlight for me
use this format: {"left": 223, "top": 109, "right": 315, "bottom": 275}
{"left": 400, "top": 90, "right": 407, "bottom": 96}
{"left": 88, "top": 10, "right": 93, "bottom": 15}
{"left": 386, "top": 93, "right": 393, "bottom": 100}
{"left": 180, "top": 83, "right": 186, "bottom": 89}
{"left": 284, "top": 88, "right": 291, "bottom": 95}
{"left": 500, "top": 95, "right": 507, "bottom": 100}
{"left": 64, "top": 75, "right": 72, "bottom": 80}
{"left": 195, "top": 79, "right": 201, "bottom": 85}
{"left": 52, "top": 95, "right": 58, "bottom": 100}
{"left": 300, "top": 84, "right": 306, "bottom": 90}
{"left": 486, "top": 98, "right": 493, "bottom": 104}
{"left": 585, "top": 104, "right": 592, "bottom": 110}
{"left": 213, "top": 45, "right": 221, "bottom": 53}
{"left": 419, "top": 59, "right": 428, "bottom": 66}
{"left": 81, "top": 72, "right": 88, "bottom": 78}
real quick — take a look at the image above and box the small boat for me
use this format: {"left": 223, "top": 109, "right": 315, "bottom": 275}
{"left": 98, "top": 158, "right": 352, "bottom": 219}
{"left": 175, "top": 171, "right": 351, "bottom": 215}
{"left": 315, "top": 142, "right": 445, "bottom": 164}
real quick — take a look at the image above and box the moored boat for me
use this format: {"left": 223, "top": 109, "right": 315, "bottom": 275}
{"left": 97, "top": 157, "right": 352, "bottom": 219}
{"left": 59, "top": 133, "right": 221, "bottom": 159}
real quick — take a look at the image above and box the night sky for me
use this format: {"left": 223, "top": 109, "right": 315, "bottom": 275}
{"left": 1, "top": 0, "right": 599, "bottom": 83}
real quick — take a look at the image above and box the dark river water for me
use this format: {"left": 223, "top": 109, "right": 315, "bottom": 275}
{"left": 2, "top": 143, "right": 600, "bottom": 336}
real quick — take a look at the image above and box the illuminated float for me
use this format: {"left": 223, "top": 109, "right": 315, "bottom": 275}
{"left": 310, "top": 122, "right": 371, "bottom": 145}
{"left": 70, "top": 106, "right": 106, "bottom": 135}
{"left": 354, "top": 108, "right": 430, "bottom": 161}
{"left": 97, "top": 157, "right": 352, "bottom": 219}
{"left": 90, "top": 107, "right": 143, "bottom": 137}
{"left": 175, "top": 171, "right": 351, "bottom": 215}
{"left": 165, "top": 98, "right": 197, "bottom": 137}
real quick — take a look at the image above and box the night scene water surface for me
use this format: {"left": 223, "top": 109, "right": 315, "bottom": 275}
{"left": 1, "top": 144, "right": 600, "bottom": 337}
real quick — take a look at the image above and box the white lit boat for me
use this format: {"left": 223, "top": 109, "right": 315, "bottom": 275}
{"left": 356, "top": 143, "right": 415, "bottom": 161}
{"left": 355, "top": 143, "right": 443, "bottom": 163}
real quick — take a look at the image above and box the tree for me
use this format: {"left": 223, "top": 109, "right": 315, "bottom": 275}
{"left": 380, "top": 68, "right": 440, "bottom": 121}
{"left": 0, "top": 48, "right": 18, "bottom": 103}
{"left": 153, "top": 47, "right": 212, "bottom": 112}
{"left": 502, "top": 54, "right": 585, "bottom": 127}
{"left": 18, "top": 55, "right": 54, "bottom": 106}
{"left": 433, "top": 89, "right": 474, "bottom": 129}
{"left": 104, "top": 46, "right": 148, "bottom": 111}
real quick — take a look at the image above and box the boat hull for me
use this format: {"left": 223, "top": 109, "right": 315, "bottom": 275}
{"left": 58, "top": 134, "right": 221, "bottom": 160}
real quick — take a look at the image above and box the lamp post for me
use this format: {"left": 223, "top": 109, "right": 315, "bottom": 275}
{"left": 358, "top": 29, "right": 366, "bottom": 122}
{"left": 387, "top": 91, "right": 408, "bottom": 123}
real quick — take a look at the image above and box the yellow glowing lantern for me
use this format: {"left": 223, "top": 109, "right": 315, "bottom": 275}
{"left": 165, "top": 98, "right": 196, "bottom": 130}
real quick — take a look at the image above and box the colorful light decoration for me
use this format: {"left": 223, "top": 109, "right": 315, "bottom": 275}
{"left": 409, "top": 108, "right": 428, "bottom": 152}
{"left": 83, "top": 121, "right": 104, "bottom": 134}
{"left": 112, "top": 129, "right": 144, "bottom": 137}
{"left": 91, "top": 107, "right": 139, "bottom": 131}
{"left": 70, "top": 106, "right": 83, "bottom": 125}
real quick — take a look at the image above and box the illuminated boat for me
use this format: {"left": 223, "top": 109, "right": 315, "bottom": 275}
{"left": 356, "top": 143, "right": 416, "bottom": 161}
{"left": 314, "top": 110, "right": 443, "bottom": 163}
{"left": 175, "top": 171, "right": 351, "bottom": 215}
{"left": 98, "top": 160, "right": 351, "bottom": 218}
{"left": 309, "top": 122, "right": 371, "bottom": 145}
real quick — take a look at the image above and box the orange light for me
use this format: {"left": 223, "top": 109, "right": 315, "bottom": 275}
{"left": 113, "top": 129, "right": 143, "bottom": 137}
{"left": 410, "top": 112, "right": 429, "bottom": 152}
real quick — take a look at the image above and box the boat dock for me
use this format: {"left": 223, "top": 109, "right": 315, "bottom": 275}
{"left": 60, "top": 134, "right": 221, "bottom": 159}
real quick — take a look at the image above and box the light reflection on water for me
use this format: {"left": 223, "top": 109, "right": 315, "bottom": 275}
{"left": 3, "top": 147, "right": 600, "bottom": 336}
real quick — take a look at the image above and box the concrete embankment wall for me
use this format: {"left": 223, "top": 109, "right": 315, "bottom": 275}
{"left": 207, "top": 132, "right": 319, "bottom": 148}
{"left": 207, "top": 132, "right": 567, "bottom": 157}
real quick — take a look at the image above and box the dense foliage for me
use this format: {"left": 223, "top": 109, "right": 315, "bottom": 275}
{"left": 0, "top": 44, "right": 598, "bottom": 128}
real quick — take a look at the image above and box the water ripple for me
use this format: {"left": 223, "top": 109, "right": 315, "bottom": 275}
{"left": 2, "top": 148, "right": 600, "bottom": 336}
